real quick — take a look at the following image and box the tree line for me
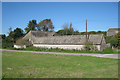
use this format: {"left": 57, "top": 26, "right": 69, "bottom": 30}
{"left": 0, "top": 19, "right": 78, "bottom": 48}
{"left": 25, "top": 19, "right": 54, "bottom": 33}
{"left": 0, "top": 18, "right": 119, "bottom": 49}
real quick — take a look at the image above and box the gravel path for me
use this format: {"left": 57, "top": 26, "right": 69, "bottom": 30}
{"left": 0, "top": 49, "right": 119, "bottom": 59}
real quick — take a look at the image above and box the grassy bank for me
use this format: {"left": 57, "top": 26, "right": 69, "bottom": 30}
{"left": 4, "top": 46, "right": 118, "bottom": 54}
{"left": 2, "top": 51, "right": 118, "bottom": 78}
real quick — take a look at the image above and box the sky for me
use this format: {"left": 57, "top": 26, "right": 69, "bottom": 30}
{"left": 2, "top": 2, "right": 118, "bottom": 35}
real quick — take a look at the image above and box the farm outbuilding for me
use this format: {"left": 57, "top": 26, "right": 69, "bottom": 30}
{"left": 107, "top": 28, "right": 120, "bottom": 37}
{"left": 21, "top": 31, "right": 107, "bottom": 51}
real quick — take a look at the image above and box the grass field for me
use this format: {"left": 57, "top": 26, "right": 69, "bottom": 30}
{"left": 6, "top": 46, "right": 118, "bottom": 54}
{"left": 2, "top": 51, "right": 118, "bottom": 78}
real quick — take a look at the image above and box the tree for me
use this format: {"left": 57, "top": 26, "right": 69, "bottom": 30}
{"left": 8, "top": 27, "right": 12, "bottom": 34}
{"left": 69, "top": 23, "right": 74, "bottom": 35}
{"left": 115, "top": 32, "right": 120, "bottom": 47}
{"left": 110, "top": 37, "right": 118, "bottom": 48}
{"left": 73, "top": 30, "right": 80, "bottom": 35}
{"left": 25, "top": 20, "right": 37, "bottom": 33}
{"left": 89, "top": 31, "right": 96, "bottom": 34}
{"left": 13, "top": 28, "right": 24, "bottom": 40}
{"left": 2, "top": 37, "right": 14, "bottom": 48}
{"left": 15, "top": 38, "right": 32, "bottom": 47}
{"left": 56, "top": 29, "right": 64, "bottom": 35}
{"left": 56, "top": 23, "right": 79, "bottom": 35}
{"left": 38, "top": 19, "right": 54, "bottom": 31}
{"left": 1, "top": 34, "right": 6, "bottom": 39}
{"left": 104, "top": 36, "right": 112, "bottom": 43}
{"left": 2, "top": 27, "right": 24, "bottom": 48}
{"left": 62, "top": 23, "right": 74, "bottom": 35}
{"left": 62, "top": 23, "right": 69, "bottom": 35}
{"left": 84, "top": 41, "right": 98, "bottom": 51}
{"left": 8, "top": 28, "right": 24, "bottom": 41}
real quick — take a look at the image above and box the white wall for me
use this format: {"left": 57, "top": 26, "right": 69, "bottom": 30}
{"left": 33, "top": 44, "right": 84, "bottom": 50}
{"left": 96, "top": 45, "right": 101, "bottom": 51}
{"left": 33, "top": 44, "right": 101, "bottom": 51}
{"left": 14, "top": 45, "right": 26, "bottom": 49}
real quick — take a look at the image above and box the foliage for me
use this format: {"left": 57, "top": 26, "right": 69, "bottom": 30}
{"left": 38, "top": 19, "right": 54, "bottom": 31}
{"left": 1, "top": 34, "right": 6, "bottom": 39}
{"left": 62, "top": 23, "right": 74, "bottom": 35}
{"left": 8, "top": 27, "right": 24, "bottom": 42}
{"left": 13, "top": 28, "right": 24, "bottom": 40}
{"left": 105, "top": 34, "right": 119, "bottom": 48}
{"left": 24, "top": 19, "right": 54, "bottom": 32}
{"left": 81, "top": 31, "right": 106, "bottom": 35}
{"left": 102, "top": 47, "right": 117, "bottom": 53}
{"left": 84, "top": 41, "right": 98, "bottom": 51}
{"left": 1, "top": 27, "right": 24, "bottom": 48}
{"left": 104, "top": 36, "right": 112, "bottom": 43}
{"left": 56, "top": 23, "right": 80, "bottom": 35}
{"left": 15, "top": 38, "right": 32, "bottom": 47}
{"left": 73, "top": 30, "right": 80, "bottom": 35}
{"left": 25, "top": 20, "right": 37, "bottom": 33}
{"left": 114, "top": 32, "right": 120, "bottom": 47}
{"left": 6, "top": 46, "right": 118, "bottom": 54}
{"left": 56, "top": 29, "right": 64, "bottom": 35}
{"left": 109, "top": 37, "right": 118, "bottom": 48}
{"left": 2, "top": 37, "right": 14, "bottom": 48}
{"left": 0, "top": 36, "right": 2, "bottom": 48}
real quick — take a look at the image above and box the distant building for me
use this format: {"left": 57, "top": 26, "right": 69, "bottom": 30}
{"left": 107, "top": 28, "right": 120, "bottom": 37}
{"left": 20, "top": 31, "right": 107, "bottom": 51}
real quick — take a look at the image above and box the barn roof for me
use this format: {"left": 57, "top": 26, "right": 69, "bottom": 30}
{"left": 32, "top": 34, "right": 104, "bottom": 45}
{"left": 23, "top": 31, "right": 55, "bottom": 39}
{"left": 23, "top": 31, "right": 104, "bottom": 45}
{"left": 108, "top": 28, "right": 120, "bottom": 31}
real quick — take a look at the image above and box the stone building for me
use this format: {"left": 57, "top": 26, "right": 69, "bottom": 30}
{"left": 22, "top": 31, "right": 106, "bottom": 51}
{"left": 107, "top": 28, "right": 120, "bottom": 37}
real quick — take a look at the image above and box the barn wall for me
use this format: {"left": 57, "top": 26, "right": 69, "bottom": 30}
{"left": 100, "top": 36, "right": 106, "bottom": 51}
{"left": 33, "top": 44, "right": 101, "bottom": 51}
{"left": 14, "top": 45, "right": 26, "bottom": 49}
{"left": 33, "top": 44, "right": 85, "bottom": 50}
{"left": 96, "top": 45, "right": 101, "bottom": 51}
{"left": 107, "top": 30, "right": 119, "bottom": 36}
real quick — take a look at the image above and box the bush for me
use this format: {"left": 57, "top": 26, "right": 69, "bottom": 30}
{"left": 110, "top": 38, "right": 118, "bottom": 48}
{"left": 2, "top": 37, "right": 14, "bottom": 48}
{"left": 15, "top": 38, "right": 32, "bottom": 47}
{"left": 104, "top": 36, "right": 112, "bottom": 43}
{"left": 84, "top": 41, "right": 98, "bottom": 51}
{"left": 103, "top": 47, "right": 113, "bottom": 53}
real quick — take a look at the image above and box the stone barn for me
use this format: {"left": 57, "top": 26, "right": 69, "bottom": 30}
{"left": 22, "top": 31, "right": 106, "bottom": 51}
{"left": 107, "top": 28, "right": 120, "bottom": 37}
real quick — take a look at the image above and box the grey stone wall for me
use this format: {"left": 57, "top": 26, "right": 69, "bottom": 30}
{"left": 32, "top": 34, "right": 103, "bottom": 45}
{"left": 100, "top": 36, "right": 106, "bottom": 51}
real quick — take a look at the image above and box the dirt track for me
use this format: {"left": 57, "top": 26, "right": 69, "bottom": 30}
{"left": 0, "top": 49, "right": 119, "bottom": 59}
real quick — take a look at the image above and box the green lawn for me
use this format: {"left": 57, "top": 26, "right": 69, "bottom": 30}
{"left": 5, "top": 46, "right": 119, "bottom": 54}
{"left": 2, "top": 51, "right": 118, "bottom": 78}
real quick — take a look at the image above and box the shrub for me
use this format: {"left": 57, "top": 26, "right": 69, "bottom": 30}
{"left": 15, "top": 38, "right": 32, "bottom": 47}
{"left": 2, "top": 37, "right": 14, "bottom": 48}
{"left": 110, "top": 38, "right": 118, "bottom": 48}
{"left": 102, "top": 47, "right": 113, "bottom": 53}
{"left": 84, "top": 41, "right": 98, "bottom": 51}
